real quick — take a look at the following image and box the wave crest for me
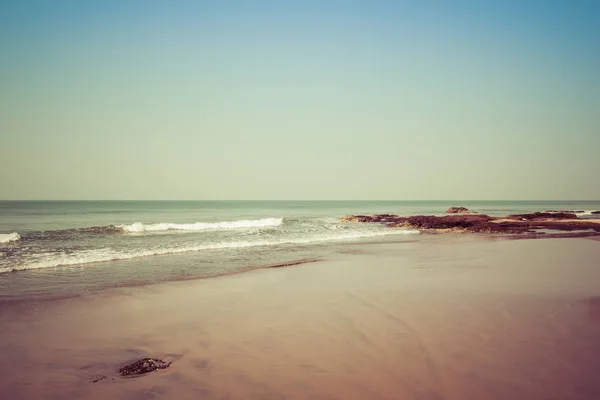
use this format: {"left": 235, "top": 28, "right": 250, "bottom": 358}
{"left": 119, "top": 217, "right": 283, "bottom": 233}
{"left": 0, "top": 233, "right": 20, "bottom": 244}
{"left": 576, "top": 210, "right": 597, "bottom": 216}
{"left": 0, "top": 228, "right": 419, "bottom": 273}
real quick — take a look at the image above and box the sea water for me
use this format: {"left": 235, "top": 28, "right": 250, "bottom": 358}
{"left": 1, "top": 200, "right": 598, "bottom": 300}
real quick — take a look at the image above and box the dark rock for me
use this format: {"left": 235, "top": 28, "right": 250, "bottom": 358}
{"left": 388, "top": 215, "right": 515, "bottom": 233}
{"left": 369, "top": 214, "right": 401, "bottom": 222}
{"left": 507, "top": 212, "right": 577, "bottom": 220}
{"left": 340, "top": 215, "right": 373, "bottom": 223}
{"left": 592, "top": 211, "right": 600, "bottom": 215}
{"left": 446, "top": 207, "right": 476, "bottom": 214}
{"left": 119, "top": 358, "right": 171, "bottom": 376}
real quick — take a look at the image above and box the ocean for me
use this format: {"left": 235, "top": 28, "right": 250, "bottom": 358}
{"left": 1, "top": 200, "right": 599, "bottom": 301}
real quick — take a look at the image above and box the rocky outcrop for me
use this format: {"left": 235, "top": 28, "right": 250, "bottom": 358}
{"left": 446, "top": 207, "right": 477, "bottom": 214}
{"left": 592, "top": 211, "right": 600, "bottom": 215}
{"left": 340, "top": 214, "right": 400, "bottom": 223}
{"left": 119, "top": 358, "right": 171, "bottom": 376}
{"left": 340, "top": 212, "right": 600, "bottom": 235}
{"left": 388, "top": 215, "right": 524, "bottom": 234}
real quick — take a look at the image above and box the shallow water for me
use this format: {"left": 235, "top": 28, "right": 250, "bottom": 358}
{"left": 1, "top": 200, "right": 599, "bottom": 300}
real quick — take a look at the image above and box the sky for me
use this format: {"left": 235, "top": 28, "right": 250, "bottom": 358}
{"left": 1, "top": 1, "right": 599, "bottom": 200}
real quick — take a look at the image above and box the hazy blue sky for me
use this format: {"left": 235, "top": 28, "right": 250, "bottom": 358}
{"left": 1, "top": 1, "right": 599, "bottom": 200}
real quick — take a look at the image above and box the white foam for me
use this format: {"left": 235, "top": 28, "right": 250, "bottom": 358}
{"left": 119, "top": 217, "right": 283, "bottom": 233}
{"left": 0, "top": 228, "right": 419, "bottom": 273}
{"left": 0, "top": 232, "right": 20, "bottom": 244}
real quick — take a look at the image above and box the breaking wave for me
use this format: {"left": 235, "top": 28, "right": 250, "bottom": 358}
{"left": 546, "top": 210, "right": 599, "bottom": 217}
{"left": 0, "top": 228, "right": 419, "bottom": 273}
{"left": 575, "top": 210, "right": 599, "bottom": 216}
{"left": 18, "top": 218, "right": 285, "bottom": 239}
{"left": 119, "top": 217, "right": 283, "bottom": 233}
{"left": 0, "top": 233, "right": 20, "bottom": 244}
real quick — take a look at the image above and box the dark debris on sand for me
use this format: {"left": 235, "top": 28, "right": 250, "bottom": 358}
{"left": 119, "top": 358, "right": 171, "bottom": 376}
{"left": 91, "top": 375, "right": 108, "bottom": 383}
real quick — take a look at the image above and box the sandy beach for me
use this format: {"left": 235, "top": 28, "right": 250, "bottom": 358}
{"left": 1, "top": 236, "right": 599, "bottom": 400}
{"left": 3, "top": 0, "right": 599, "bottom": 397}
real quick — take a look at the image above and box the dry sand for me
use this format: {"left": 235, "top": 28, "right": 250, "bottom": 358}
{"left": 1, "top": 237, "right": 599, "bottom": 400}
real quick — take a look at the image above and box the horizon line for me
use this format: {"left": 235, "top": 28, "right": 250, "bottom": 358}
{"left": 1, "top": 199, "right": 599, "bottom": 202}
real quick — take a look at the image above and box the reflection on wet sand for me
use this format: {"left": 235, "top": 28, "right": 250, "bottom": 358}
{"left": 584, "top": 297, "right": 600, "bottom": 323}
{"left": 0, "top": 237, "right": 599, "bottom": 399}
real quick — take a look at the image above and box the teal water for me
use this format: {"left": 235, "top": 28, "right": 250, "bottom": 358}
{"left": 1, "top": 200, "right": 599, "bottom": 300}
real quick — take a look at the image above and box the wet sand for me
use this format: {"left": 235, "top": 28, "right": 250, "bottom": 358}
{"left": 1, "top": 237, "right": 600, "bottom": 400}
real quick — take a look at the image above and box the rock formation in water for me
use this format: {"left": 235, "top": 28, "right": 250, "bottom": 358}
{"left": 340, "top": 212, "right": 600, "bottom": 236}
{"left": 340, "top": 214, "right": 400, "bottom": 223}
{"left": 446, "top": 207, "right": 477, "bottom": 214}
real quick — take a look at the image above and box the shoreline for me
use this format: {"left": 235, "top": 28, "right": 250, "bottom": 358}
{"left": 0, "top": 257, "right": 324, "bottom": 304}
{"left": 2, "top": 218, "right": 599, "bottom": 303}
